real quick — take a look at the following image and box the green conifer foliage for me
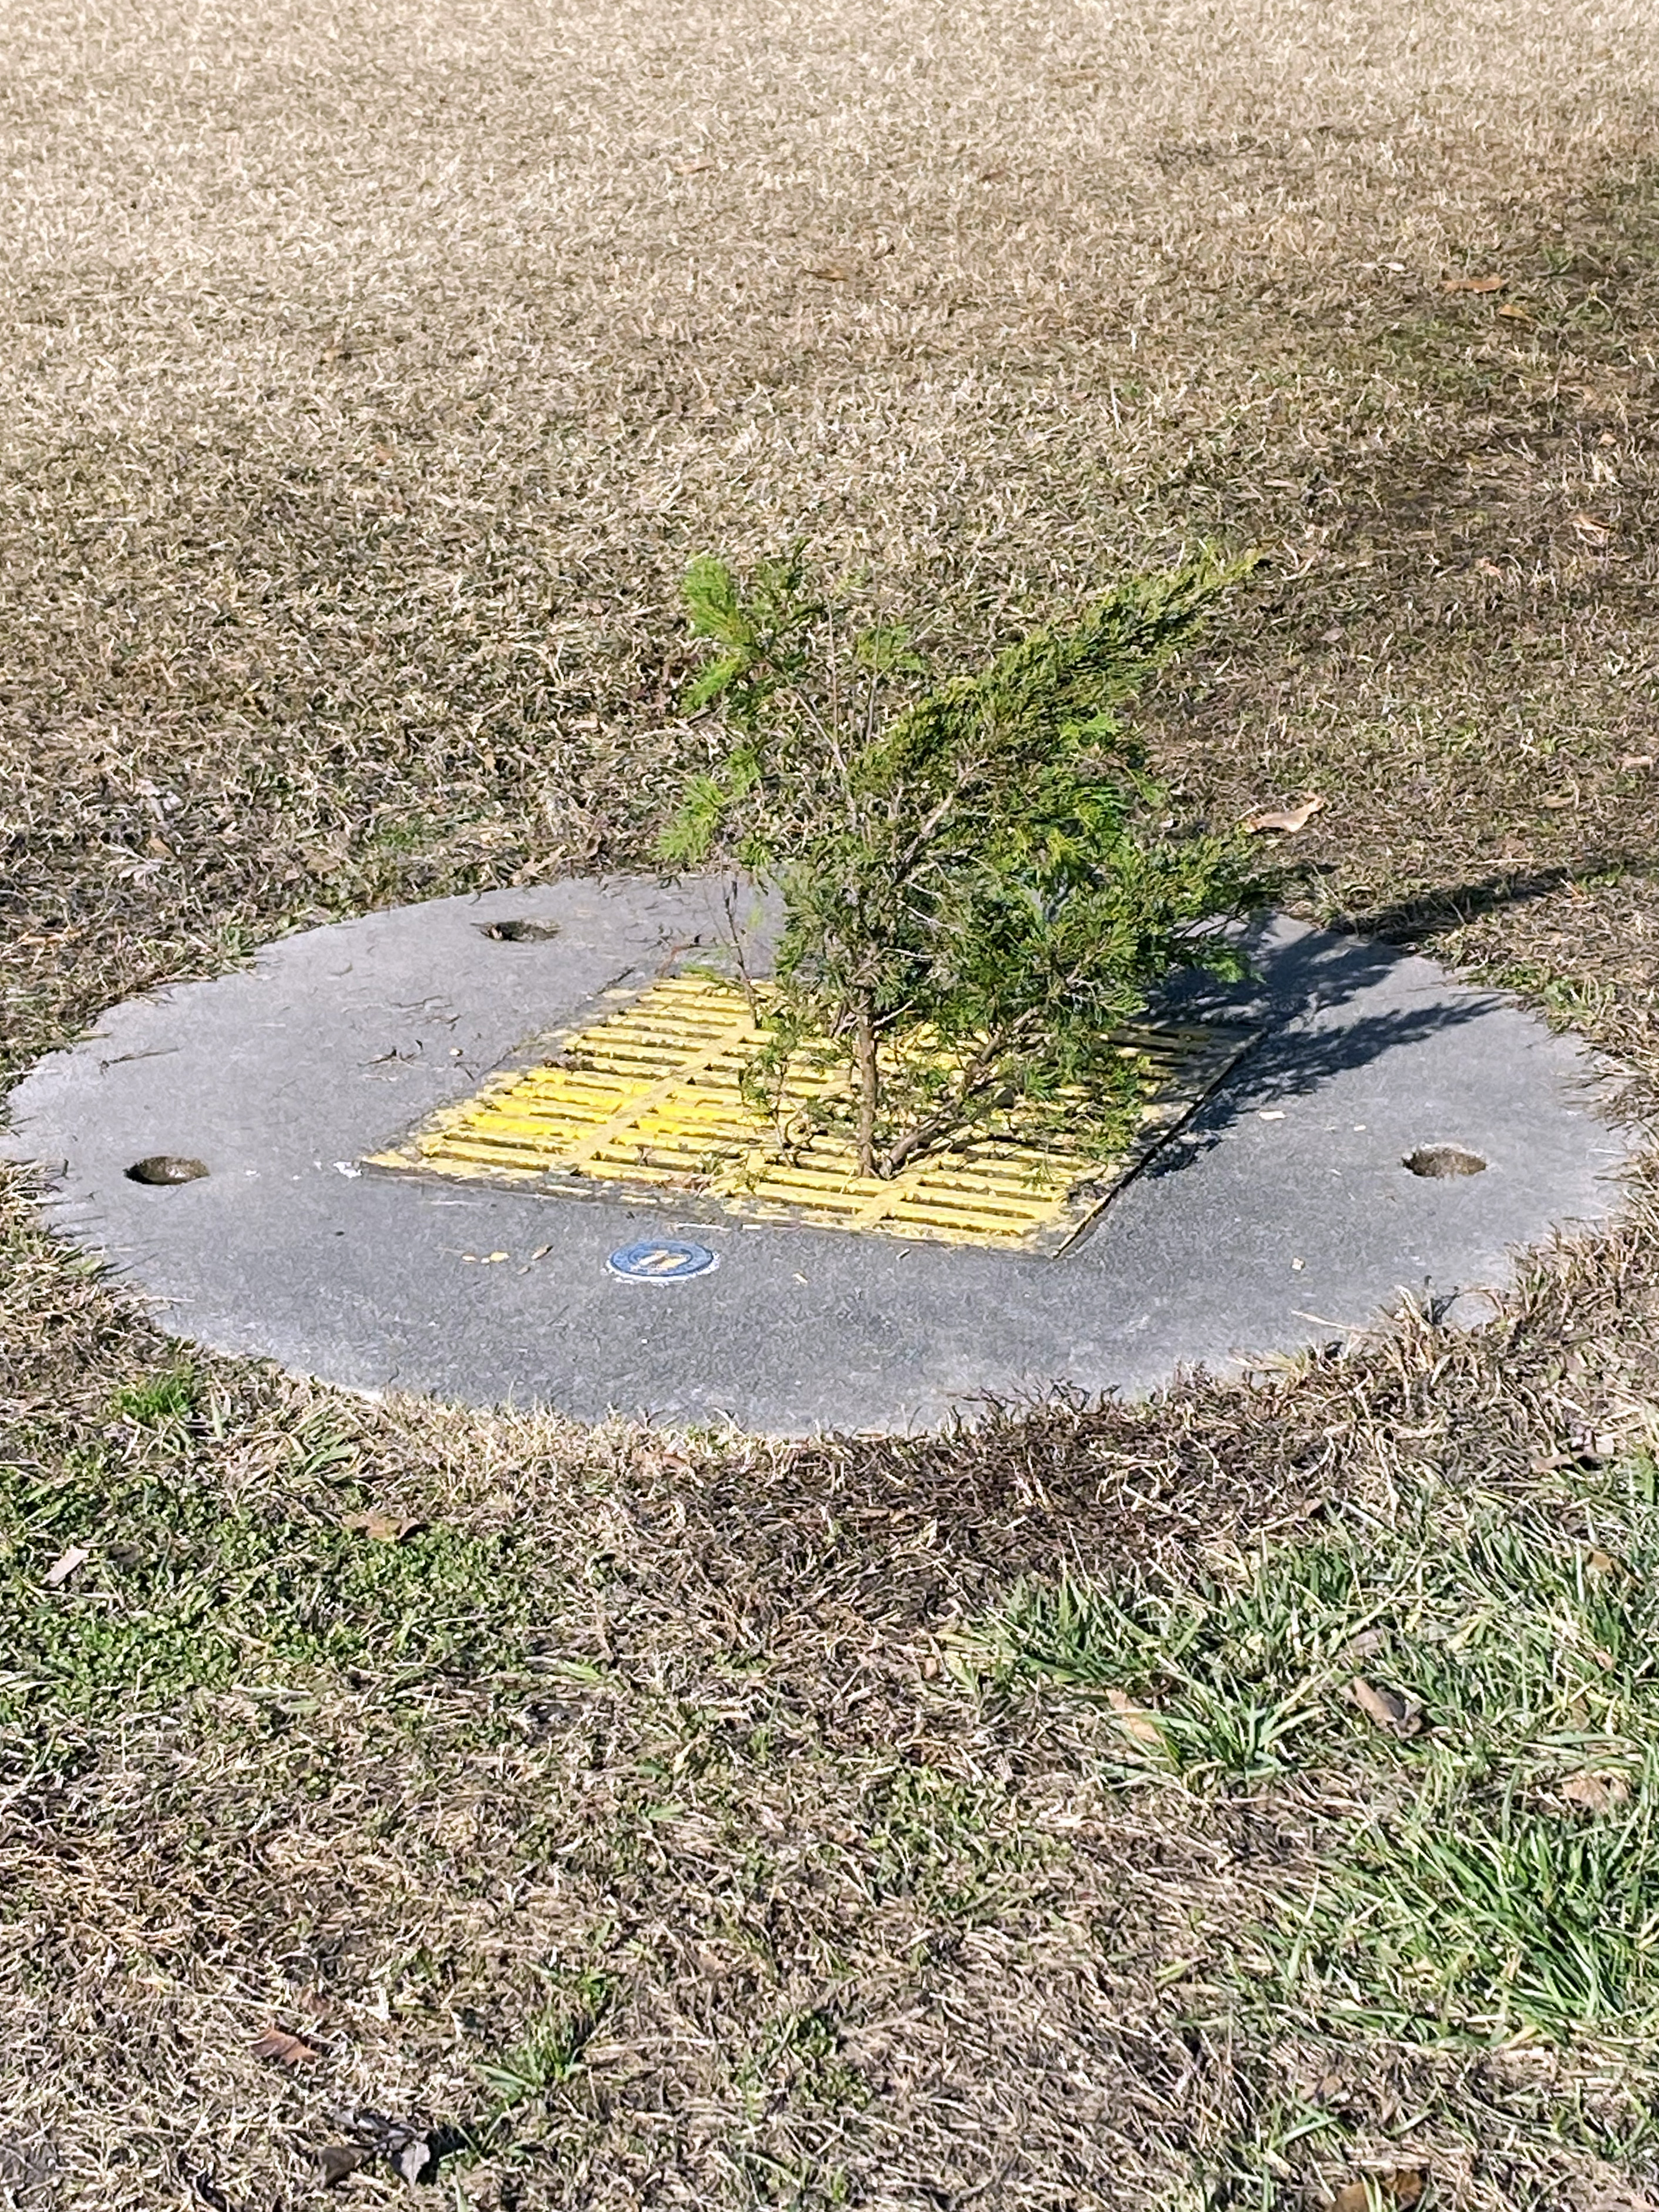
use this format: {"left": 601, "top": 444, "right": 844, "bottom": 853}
{"left": 659, "top": 551, "right": 1263, "bottom": 1179}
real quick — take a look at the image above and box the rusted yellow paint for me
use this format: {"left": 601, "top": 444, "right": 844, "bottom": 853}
{"left": 365, "top": 973, "right": 1253, "bottom": 1255}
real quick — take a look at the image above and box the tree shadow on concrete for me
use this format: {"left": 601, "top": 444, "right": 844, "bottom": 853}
{"left": 1143, "top": 916, "right": 1512, "bottom": 1179}
{"left": 1141, "top": 848, "right": 1647, "bottom": 1179}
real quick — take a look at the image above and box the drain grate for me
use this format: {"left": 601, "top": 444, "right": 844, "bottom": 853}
{"left": 366, "top": 974, "right": 1256, "bottom": 1255}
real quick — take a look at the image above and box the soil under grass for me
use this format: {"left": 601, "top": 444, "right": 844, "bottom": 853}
{"left": 6, "top": 1, "right": 1659, "bottom": 2205}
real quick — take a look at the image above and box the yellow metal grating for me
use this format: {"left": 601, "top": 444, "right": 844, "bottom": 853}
{"left": 365, "top": 974, "right": 1256, "bottom": 1255}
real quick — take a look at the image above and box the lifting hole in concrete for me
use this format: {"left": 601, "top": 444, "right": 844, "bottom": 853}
{"left": 126, "top": 1154, "right": 209, "bottom": 1186}
{"left": 479, "top": 918, "right": 560, "bottom": 943}
{"left": 1404, "top": 1145, "right": 1488, "bottom": 1179}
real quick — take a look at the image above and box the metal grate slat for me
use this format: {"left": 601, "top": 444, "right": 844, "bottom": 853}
{"left": 366, "top": 977, "right": 1256, "bottom": 1255}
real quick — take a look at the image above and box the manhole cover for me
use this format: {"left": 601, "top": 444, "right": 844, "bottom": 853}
{"left": 367, "top": 973, "right": 1257, "bottom": 1255}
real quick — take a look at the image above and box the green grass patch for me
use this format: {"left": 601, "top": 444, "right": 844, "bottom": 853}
{"left": 477, "top": 1972, "right": 614, "bottom": 2107}
{"left": 110, "top": 1364, "right": 203, "bottom": 1428}
{"left": 954, "top": 1454, "right": 1659, "bottom": 2046}
{"left": 1490, "top": 959, "right": 1624, "bottom": 1031}
{"left": 1280, "top": 1770, "right": 1659, "bottom": 2044}
{"left": 1, "top": 1438, "right": 546, "bottom": 1746}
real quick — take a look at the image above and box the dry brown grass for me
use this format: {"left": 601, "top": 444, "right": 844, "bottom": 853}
{"left": 7, "top": 0, "right": 1659, "bottom": 2204}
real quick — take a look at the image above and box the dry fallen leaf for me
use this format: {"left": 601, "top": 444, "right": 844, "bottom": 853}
{"left": 1341, "top": 1626, "right": 1388, "bottom": 1666}
{"left": 313, "top": 2144, "right": 369, "bottom": 2184}
{"left": 1496, "top": 301, "right": 1533, "bottom": 321}
{"left": 1560, "top": 1770, "right": 1631, "bottom": 1815}
{"left": 1105, "top": 1687, "right": 1166, "bottom": 1752}
{"left": 1571, "top": 512, "right": 1612, "bottom": 540}
{"left": 1540, "top": 792, "right": 1579, "bottom": 810}
{"left": 1442, "top": 273, "right": 1506, "bottom": 293}
{"left": 1619, "top": 754, "right": 1654, "bottom": 772}
{"left": 251, "top": 2026, "right": 319, "bottom": 2066}
{"left": 671, "top": 157, "right": 712, "bottom": 174}
{"left": 341, "top": 1511, "right": 418, "bottom": 1542}
{"left": 1330, "top": 2171, "right": 1427, "bottom": 2212}
{"left": 804, "top": 264, "right": 851, "bottom": 281}
{"left": 45, "top": 1545, "right": 90, "bottom": 1588}
{"left": 1586, "top": 1548, "right": 1622, "bottom": 1576}
{"left": 1347, "top": 1676, "right": 1424, "bottom": 1739}
{"left": 1244, "top": 794, "right": 1325, "bottom": 835}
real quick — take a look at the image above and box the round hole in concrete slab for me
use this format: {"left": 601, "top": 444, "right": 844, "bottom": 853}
{"left": 1403, "top": 1145, "right": 1488, "bottom": 1179}
{"left": 126, "top": 1154, "right": 209, "bottom": 1185}
{"left": 480, "top": 918, "right": 560, "bottom": 943}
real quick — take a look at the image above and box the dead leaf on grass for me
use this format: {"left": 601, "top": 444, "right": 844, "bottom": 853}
{"left": 1571, "top": 512, "right": 1612, "bottom": 540}
{"left": 340, "top": 1511, "right": 419, "bottom": 1542}
{"left": 312, "top": 2144, "right": 369, "bottom": 2184}
{"left": 44, "top": 1545, "right": 90, "bottom": 1588}
{"left": 1540, "top": 792, "right": 1579, "bottom": 809}
{"left": 1442, "top": 273, "right": 1506, "bottom": 293}
{"left": 1244, "top": 794, "right": 1325, "bottom": 835}
{"left": 1560, "top": 1770, "right": 1631, "bottom": 1814}
{"left": 1496, "top": 301, "right": 1533, "bottom": 321}
{"left": 1346, "top": 1676, "right": 1424, "bottom": 1739}
{"left": 1618, "top": 754, "right": 1654, "bottom": 772}
{"left": 804, "top": 264, "right": 852, "bottom": 281}
{"left": 251, "top": 2026, "right": 319, "bottom": 2066}
{"left": 1330, "top": 2171, "right": 1427, "bottom": 2211}
{"left": 395, "top": 2137, "right": 439, "bottom": 2184}
{"left": 671, "top": 158, "right": 713, "bottom": 174}
{"left": 332, "top": 2109, "right": 448, "bottom": 2185}
{"left": 1105, "top": 1686, "right": 1166, "bottom": 1752}
{"left": 1340, "top": 1626, "right": 1387, "bottom": 1666}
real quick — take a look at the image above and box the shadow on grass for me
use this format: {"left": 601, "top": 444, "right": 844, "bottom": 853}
{"left": 1337, "top": 849, "right": 1646, "bottom": 948}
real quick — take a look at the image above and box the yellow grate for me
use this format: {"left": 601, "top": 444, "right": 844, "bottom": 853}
{"left": 365, "top": 974, "right": 1255, "bottom": 1255}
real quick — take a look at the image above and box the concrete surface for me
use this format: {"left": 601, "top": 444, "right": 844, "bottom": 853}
{"left": 1, "top": 875, "right": 1638, "bottom": 1435}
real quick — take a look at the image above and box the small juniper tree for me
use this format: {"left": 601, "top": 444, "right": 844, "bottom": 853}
{"left": 659, "top": 549, "right": 1262, "bottom": 1179}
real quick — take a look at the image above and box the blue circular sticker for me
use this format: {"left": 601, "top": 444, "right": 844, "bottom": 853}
{"left": 607, "top": 1238, "right": 719, "bottom": 1283}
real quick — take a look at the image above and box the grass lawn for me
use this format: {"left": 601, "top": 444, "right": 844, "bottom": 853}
{"left": 6, "top": 0, "right": 1659, "bottom": 2203}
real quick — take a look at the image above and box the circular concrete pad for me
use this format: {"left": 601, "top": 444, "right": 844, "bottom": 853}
{"left": 2, "top": 876, "right": 1637, "bottom": 1435}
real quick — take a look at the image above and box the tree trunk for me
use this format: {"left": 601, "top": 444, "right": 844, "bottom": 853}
{"left": 854, "top": 995, "right": 879, "bottom": 1178}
